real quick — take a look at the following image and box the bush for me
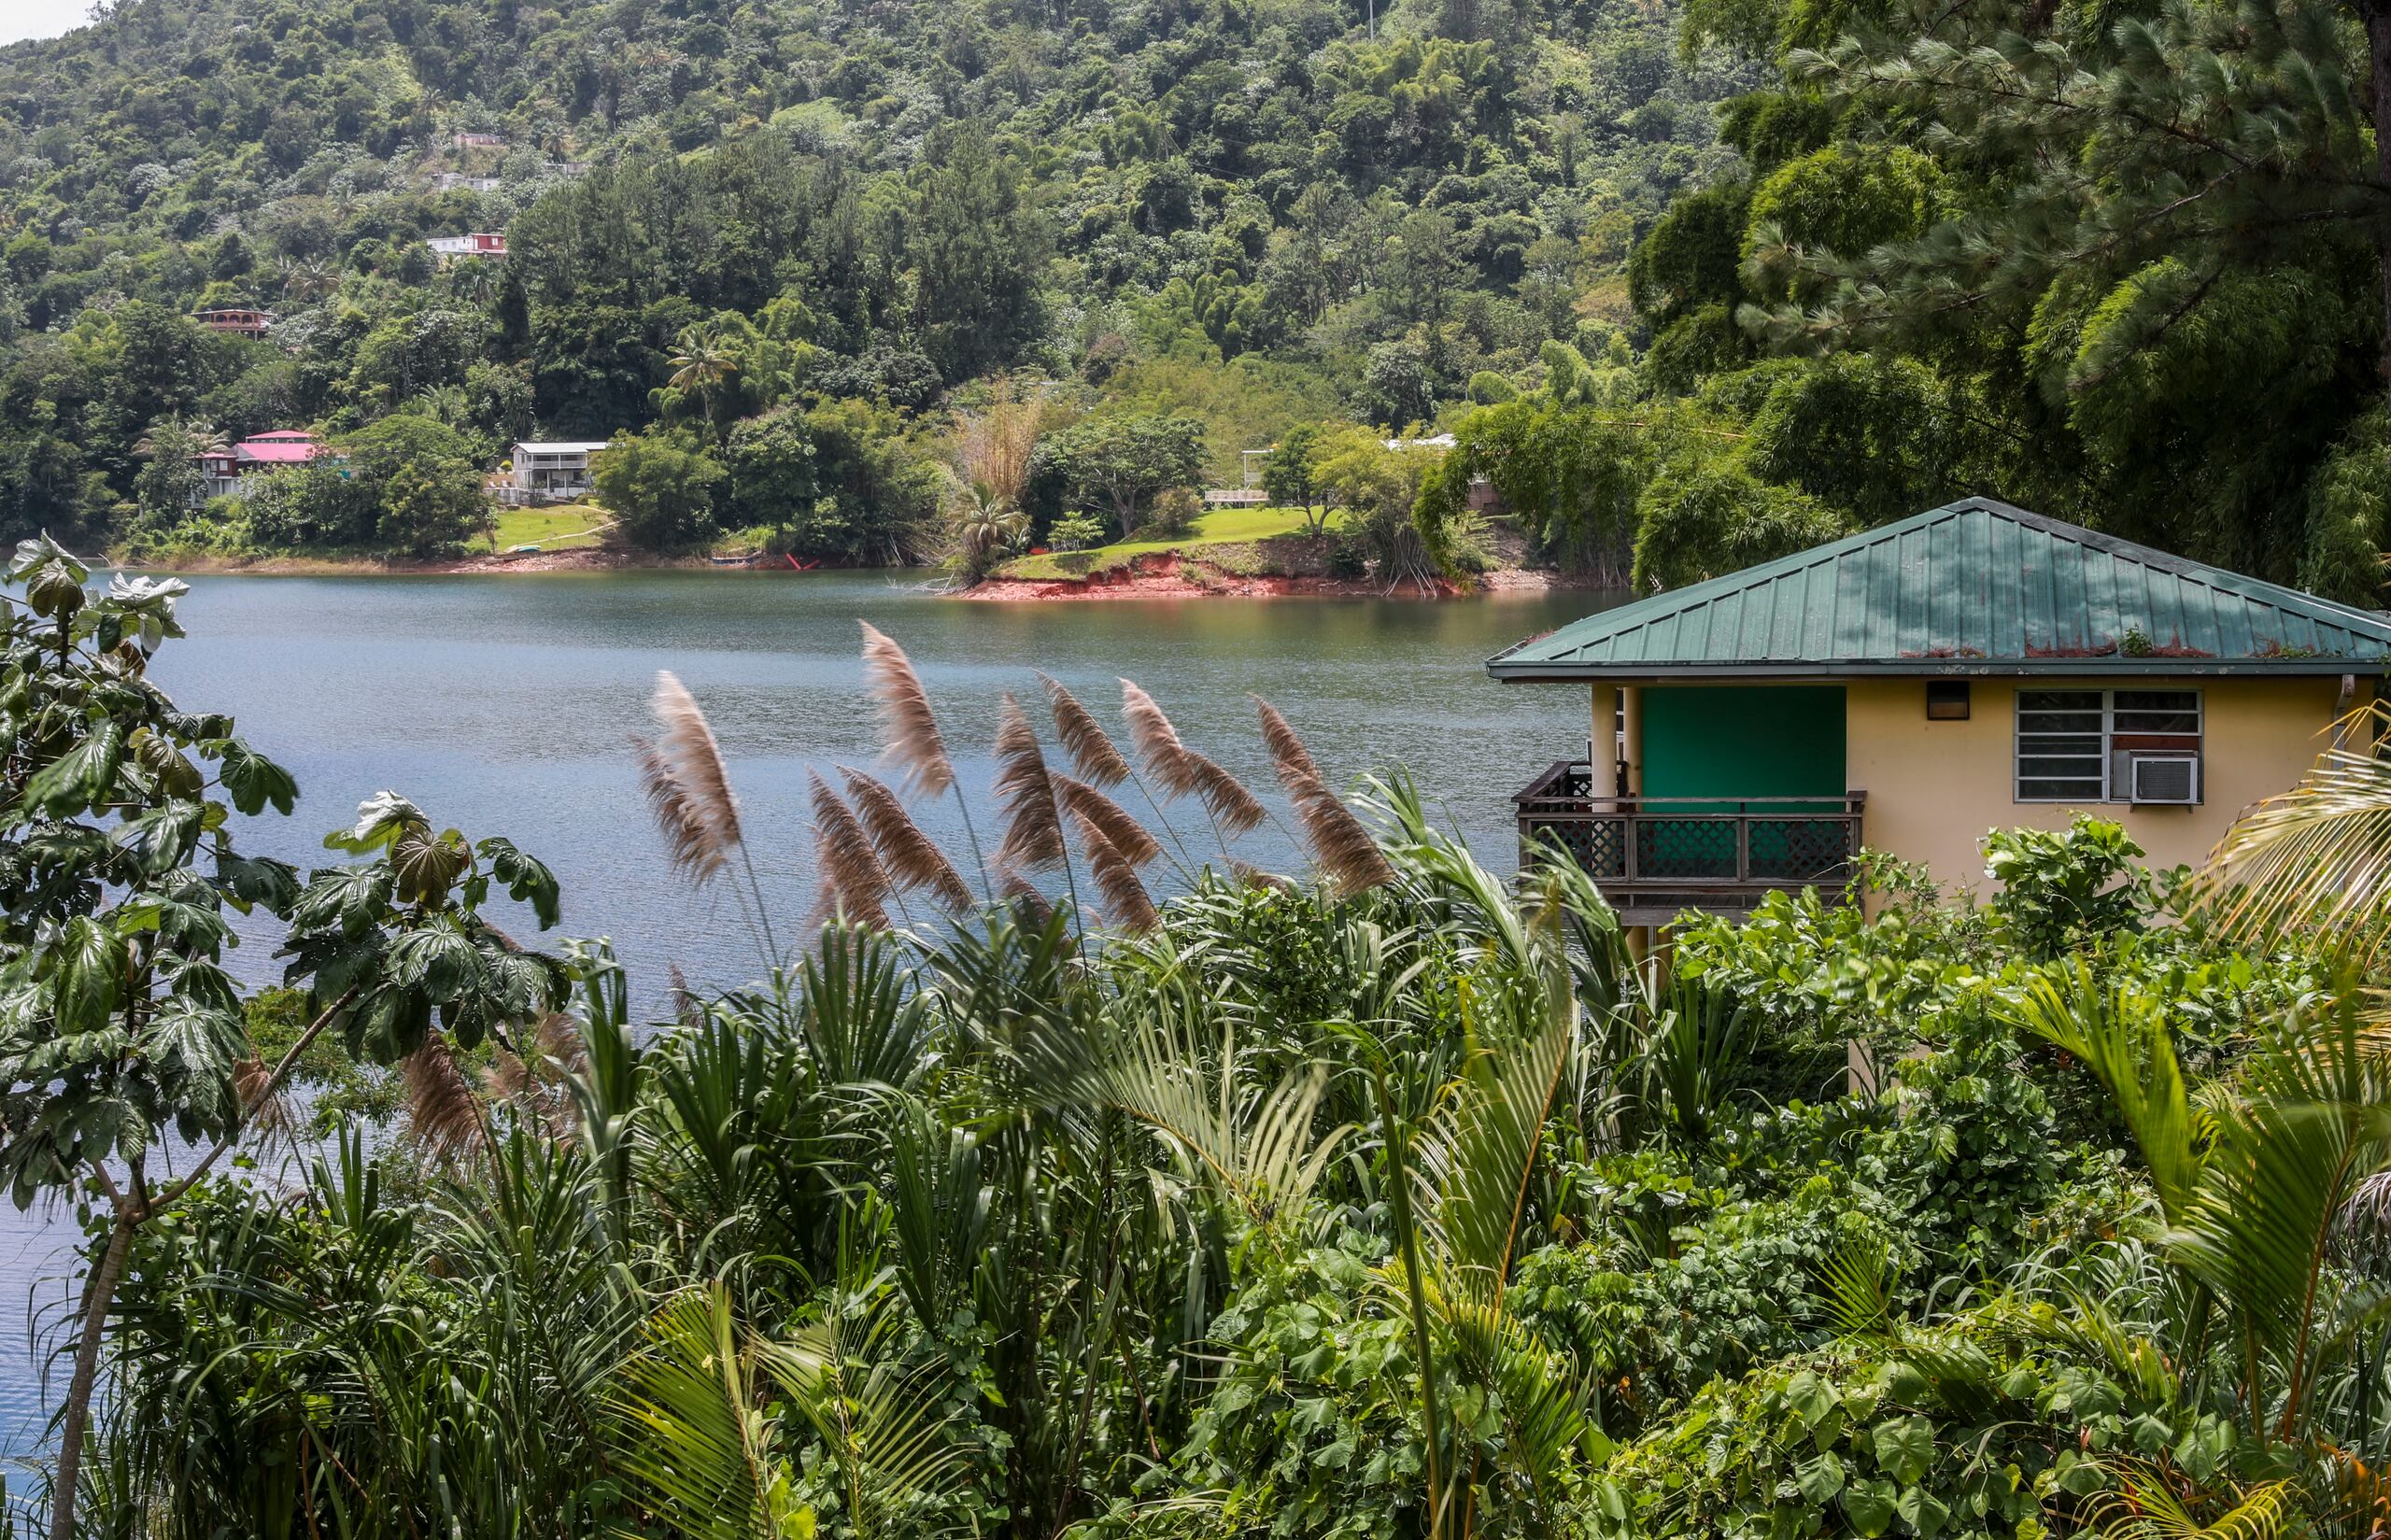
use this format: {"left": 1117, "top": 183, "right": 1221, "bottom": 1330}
{"left": 1047, "top": 511, "right": 1107, "bottom": 551}
{"left": 1982, "top": 814, "right": 2172, "bottom": 960}
{"left": 590, "top": 428, "right": 726, "bottom": 550}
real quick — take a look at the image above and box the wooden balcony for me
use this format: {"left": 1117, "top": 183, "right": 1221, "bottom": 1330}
{"left": 1513, "top": 760, "right": 1866, "bottom": 925}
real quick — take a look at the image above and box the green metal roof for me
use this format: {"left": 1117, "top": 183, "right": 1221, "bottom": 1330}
{"left": 1489, "top": 498, "right": 2391, "bottom": 681}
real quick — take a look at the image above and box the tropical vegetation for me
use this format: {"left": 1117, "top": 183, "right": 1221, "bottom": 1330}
{"left": 17, "top": 0, "right": 2379, "bottom": 590}
{"left": 3, "top": 544, "right": 2391, "bottom": 1540}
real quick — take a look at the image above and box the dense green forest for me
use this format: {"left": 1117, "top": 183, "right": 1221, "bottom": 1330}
{"left": 11, "top": 542, "right": 2391, "bottom": 1540}
{"left": 9, "top": 0, "right": 2384, "bottom": 587}
{"left": 0, "top": 0, "right": 1747, "bottom": 572}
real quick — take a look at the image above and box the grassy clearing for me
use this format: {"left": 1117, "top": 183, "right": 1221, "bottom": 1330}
{"left": 484, "top": 504, "right": 613, "bottom": 552}
{"left": 997, "top": 504, "right": 1337, "bottom": 580}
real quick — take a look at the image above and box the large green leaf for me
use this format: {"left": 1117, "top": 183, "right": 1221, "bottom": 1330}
{"left": 22, "top": 716, "right": 123, "bottom": 818}
{"left": 383, "top": 924, "right": 483, "bottom": 1002}
{"left": 50, "top": 915, "right": 126, "bottom": 1037}
{"left": 477, "top": 836, "right": 561, "bottom": 929}
{"left": 1843, "top": 1477, "right": 1897, "bottom": 1537}
{"left": 209, "top": 738, "right": 297, "bottom": 816}
{"left": 1870, "top": 1416, "right": 1934, "bottom": 1485}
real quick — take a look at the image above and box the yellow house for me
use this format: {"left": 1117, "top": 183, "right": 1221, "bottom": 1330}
{"left": 1487, "top": 497, "right": 2391, "bottom": 923}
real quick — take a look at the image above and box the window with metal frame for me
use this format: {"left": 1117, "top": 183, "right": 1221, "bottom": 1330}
{"left": 2014, "top": 687, "right": 2201, "bottom": 802}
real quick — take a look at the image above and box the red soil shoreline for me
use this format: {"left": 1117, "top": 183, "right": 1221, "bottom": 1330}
{"left": 959, "top": 550, "right": 1592, "bottom": 601}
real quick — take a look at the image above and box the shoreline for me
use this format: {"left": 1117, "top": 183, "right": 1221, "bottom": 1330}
{"left": 119, "top": 545, "right": 705, "bottom": 577}
{"left": 959, "top": 550, "right": 1603, "bottom": 601}
{"left": 119, "top": 543, "right": 1613, "bottom": 599}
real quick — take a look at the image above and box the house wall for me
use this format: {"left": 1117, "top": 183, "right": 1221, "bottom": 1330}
{"left": 1841, "top": 674, "right": 2351, "bottom": 899}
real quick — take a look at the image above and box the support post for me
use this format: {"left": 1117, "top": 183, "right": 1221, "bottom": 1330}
{"left": 1592, "top": 683, "right": 1621, "bottom": 796}
{"left": 1620, "top": 684, "right": 1643, "bottom": 798}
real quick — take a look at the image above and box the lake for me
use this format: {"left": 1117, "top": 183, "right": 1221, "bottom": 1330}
{"left": 0, "top": 568, "right": 1615, "bottom": 1461}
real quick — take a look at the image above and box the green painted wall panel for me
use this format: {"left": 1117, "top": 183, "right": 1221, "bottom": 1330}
{"left": 1641, "top": 685, "right": 1846, "bottom": 802}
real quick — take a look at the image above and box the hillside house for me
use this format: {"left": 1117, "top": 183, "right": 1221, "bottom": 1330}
{"left": 191, "top": 307, "right": 272, "bottom": 338}
{"left": 500, "top": 441, "right": 611, "bottom": 505}
{"left": 192, "top": 431, "right": 340, "bottom": 504}
{"left": 1490, "top": 497, "right": 2391, "bottom": 925}
{"left": 427, "top": 233, "right": 507, "bottom": 262}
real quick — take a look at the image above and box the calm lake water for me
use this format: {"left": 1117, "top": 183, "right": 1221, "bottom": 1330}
{"left": 0, "top": 569, "right": 1612, "bottom": 1462}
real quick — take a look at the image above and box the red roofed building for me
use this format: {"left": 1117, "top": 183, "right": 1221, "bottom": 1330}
{"left": 193, "top": 431, "right": 344, "bottom": 504}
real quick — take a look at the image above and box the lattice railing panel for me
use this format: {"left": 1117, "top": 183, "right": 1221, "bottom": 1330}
{"left": 1636, "top": 819, "right": 1737, "bottom": 878}
{"left": 1748, "top": 818, "right": 1858, "bottom": 882}
{"left": 1527, "top": 817, "right": 1624, "bottom": 877}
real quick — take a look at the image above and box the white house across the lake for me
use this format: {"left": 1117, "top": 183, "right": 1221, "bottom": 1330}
{"left": 500, "top": 441, "right": 611, "bottom": 505}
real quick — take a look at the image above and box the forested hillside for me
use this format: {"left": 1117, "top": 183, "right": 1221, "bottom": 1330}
{"left": 0, "top": 0, "right": 1748, "bottom": 568}
{"left": 2, "top": 0, "right": 2387, "bottom": 593}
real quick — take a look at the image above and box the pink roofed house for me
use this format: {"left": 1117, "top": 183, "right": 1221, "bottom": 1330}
{"left": 193, "top": 431, "right": 345, "bottom": 504}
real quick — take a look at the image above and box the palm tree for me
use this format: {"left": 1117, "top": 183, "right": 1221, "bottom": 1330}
{"left": 277, "top": 256, "right": 335, "bottom": 303}
{"left": 949, "top": 480, "right": 1028, "bottom": 580}
{"left": 668, "top": 323, "right": 739, "bottom": 432}
{"left": 2009, "top": 967, "right": 2391, "bottom": 1450}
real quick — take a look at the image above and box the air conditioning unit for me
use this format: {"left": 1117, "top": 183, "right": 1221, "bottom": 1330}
{"left": 2126, "top": 753, "right": 2200, "bottom": 805}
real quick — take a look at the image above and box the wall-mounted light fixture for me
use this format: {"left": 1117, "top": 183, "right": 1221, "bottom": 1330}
{"left": 1926, "top": 680, "right": 1970, "bottom": 721}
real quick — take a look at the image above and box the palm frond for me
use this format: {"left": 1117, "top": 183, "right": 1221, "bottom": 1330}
{"left": 842, "top": 767, "right": 974, "bottom": 913}
{"left": 2196, "top": 704, "right": 2391, "bottom": 967}
{"left": 1417, "top": 962, "right": 1575, "bottom": 1300}
{"left": 860, "top": 622, "right": 955, "bottom": 798}
{"left": 2101, "top": 1466, "right": 2295, "bottom": 1540}
{"left": 2006, "top": 961, "right": 2204, "bottom": 1224}
{"left": 613, "top": 1285, "right": 807, "bottom": 1540}
{"left": 1818, "top": 1237, "right": 1893, "bottom": 1337}
{"left": 1429, "top": 1279, "right": 1606, "bottom": 1512}
{"left": 761, "top": 1299, "right": 969, "bottom": 1538}
{"left": 1040, "top": 671, "right": 1131, "bottom": 786}
{"left": 1035, "top": 975, "right": 1350, "bottom": 1222}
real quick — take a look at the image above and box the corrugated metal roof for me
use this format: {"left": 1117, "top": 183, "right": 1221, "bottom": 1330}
{"left": 1489, "top": 498, "right": 2391, "bottom": 680}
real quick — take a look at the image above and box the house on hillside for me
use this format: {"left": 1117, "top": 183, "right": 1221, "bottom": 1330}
{"left": 191, "top": 307, "right": 273, "bottom": 338}
{"left": 192, "top": 431, "right": 341, "bottom": 504}
{"left": 499, "top": 441, "right": 611, "bottom": 505}
{"left": 427, "top": 233, "right": 507, "bottom": 262}
{"left": 1489, "top": 497, "right": 2391, "bottom": 926}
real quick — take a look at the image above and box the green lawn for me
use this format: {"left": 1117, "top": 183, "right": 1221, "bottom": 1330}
{"left": 997, "top": 504, "right": 1337, "bottom": 580}
{"left": 483, "top": 504, "right": 614, "bottom": 552}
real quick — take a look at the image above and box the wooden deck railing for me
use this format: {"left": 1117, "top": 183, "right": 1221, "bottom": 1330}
{"left": 1512, "top": 760, "right": 1866, "bottom": 923}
